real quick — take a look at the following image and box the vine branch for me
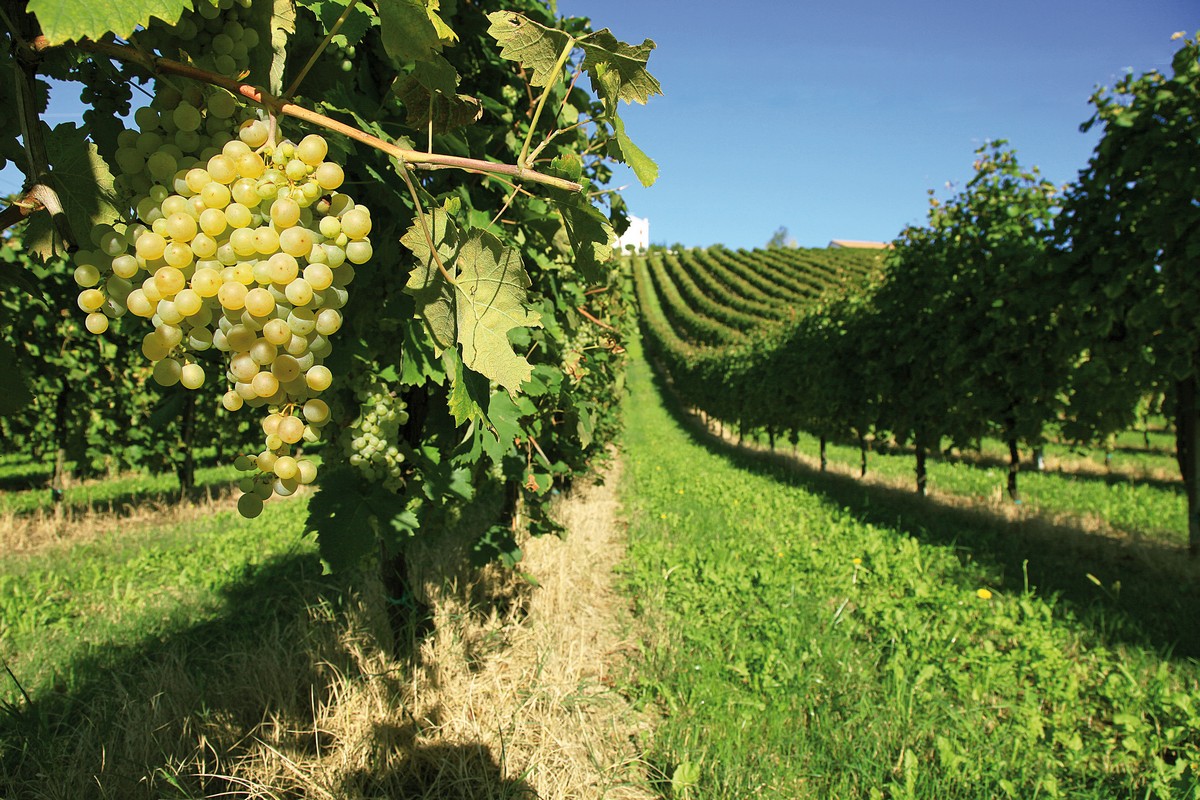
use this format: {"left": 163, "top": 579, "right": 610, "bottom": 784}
{"left": 28, "top": 36, "right": 584, "bottom": 194}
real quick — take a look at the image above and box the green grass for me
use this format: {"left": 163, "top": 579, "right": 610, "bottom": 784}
{"left": 0, "top": 496, "right": 317, "bottom": 705}
{"left": 0, "top": 464, "right": 244, "bottom": 516}
{"left": 621, "top": 343, "right": 1200, "bottom": 799}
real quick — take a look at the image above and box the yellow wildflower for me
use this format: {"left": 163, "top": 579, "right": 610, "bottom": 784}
{"left": 976, "top": 588, "right": 993, "bottom": 600}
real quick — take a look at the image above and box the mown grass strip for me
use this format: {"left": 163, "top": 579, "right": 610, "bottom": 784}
{"left": 620, "top": 342, "right": 1200, "bottom": 799}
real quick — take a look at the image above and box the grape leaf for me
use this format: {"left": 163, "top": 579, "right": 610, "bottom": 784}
{"left": 401, "top": 210, "right": 541, "bottom": 392}
{"left": 269, "top": 0, "right": 297, "bottom": 95}
{"left": 485, "top": 11, "right": 572, "bottom": 87}
{"left": 0, "top": 342, "right": 33, "bottom": 416}
{"left": 443, "top": 348, "right": 488, "bottom": 427}
{"left": 401, "top": 208, "right": 460, "bottom": 352}
{"left": 607, "top": 112, "right": 658, "bottom": 187}
{"left": 453, "top": 230, "right": 542, "bottom": 392}
{"left": 27, "top": 0, "right": 190, "bottom": 43}
{"left": 547, "top": 185, "right": 614, "bottom": 283}
{"left": 25, "top": 123, "right": 121, "bottom": 260}
{"left": 307, "top": 470, "right": 386, "bottom": 575}
{"left": 394, "top": 60, "right": 483, "bottom": 134}
{"left": 296, "top": 0, "right": 375, "bottom": 47}
{"left": 579, "top": 31, "right": 662, "bottom": 108}
{"left": 379, "top": 0, "right": 442, "bottom": 64}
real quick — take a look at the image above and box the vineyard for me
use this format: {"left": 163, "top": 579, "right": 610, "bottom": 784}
{"left": 2, "top": 0, "right": 1200, "bottom": 797}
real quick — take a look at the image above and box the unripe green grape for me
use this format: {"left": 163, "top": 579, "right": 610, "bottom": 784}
{"left": 74, "top": 263, "right": 102, "bottom": 288}
{"left": 153, "top": 357, "right": 183, "bottom": 386}
{"left": 249, "top": 338, "right": 278, "bottom": 365}
{"left": 237, "top": 492, "right": 264, "bottom": 518}
{"left": 173, "top": 103, "right": 202, "bottom": 133}
{"left": 271, "top": 353, "right": 301, "bottom": 382}
{"left": 287, "top": 307, "right": 316, "bottom": 335}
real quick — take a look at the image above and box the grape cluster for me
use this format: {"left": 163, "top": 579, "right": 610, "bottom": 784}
{"left": 340, "top": 381, "right": 410, "bottom": 491}
{"left": 73, "top": 73, "right": 374, "bottom": 516}
{"left": 138, "top": 0, "right": 258, "bottom": 79}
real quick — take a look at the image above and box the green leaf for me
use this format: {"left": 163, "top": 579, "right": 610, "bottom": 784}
{"left": 296, "top": 0, "right": 375, "bottom": 48}
{"left": 379, "top": 0, "right": 442, "bottom": 64}
{"left": 25, "top": 123, "right": 121, "bottom": 260}
{"left": 443, "top": 348, "right": 487, "bottom": 427}
{"left": 401, "top": 207, "right": 461, "bottom": 353}
{"left": 484, "top": 391, "right": 523, "bottom": 462}
{"left": 268, "top": 0, "right": 297, "bottom": 96}
{"left": 485, "top": 11, "right": 572, "bottom": 88}
{"left": 579, "top": 30, "right": 662, "bottom": 109}
{"left": 608, "top": 113, "right": 658, "bottom": 187}
{"left": 306, "top": 468, "right": 378, "bottom": 572}
{"left": 402, "top": 211, "right": 541, "bottom": 392}
{"left": 454, "top": 229, "right": 541, "bottom": 392}
{"left": 548, "top": 186, "right": 614, "bottom": 282}
{"left": 0, "top": 342, "right": 33, "bottom": 416}
{"left": 28, "top": 0, "right": 190, "bottom": 43}
{"left": 394, "top": 62, "right": 483, "bottom": 133}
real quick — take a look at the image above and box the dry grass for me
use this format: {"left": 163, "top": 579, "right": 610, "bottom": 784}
{"left": 0, "top": 486, "right": 239, "bottom": 556}
{"left": 3, "top": 464, "right": 654, "bottom": 799}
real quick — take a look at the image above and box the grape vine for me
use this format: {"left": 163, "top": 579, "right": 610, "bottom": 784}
{"left": 1, "top": 0, "right": 661, "bottom": 580}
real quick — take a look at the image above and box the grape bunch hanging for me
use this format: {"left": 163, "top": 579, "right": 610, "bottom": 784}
{"left": 70, "top": 0, "right": 373, "bottom": 517}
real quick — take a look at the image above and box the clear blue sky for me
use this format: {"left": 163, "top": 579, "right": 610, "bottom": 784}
{"left": 3, "top": 2, "right": 1194, "bottom": 250}
{"left": 559, "top": 0, "right": 1196, "bottom": 248}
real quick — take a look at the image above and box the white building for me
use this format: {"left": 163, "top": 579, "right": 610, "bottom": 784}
{"left": 615, "top": 215, "right": 649, "bottom": 253}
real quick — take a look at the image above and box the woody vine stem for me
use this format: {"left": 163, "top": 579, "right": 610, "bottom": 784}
{"left": 1, "top": 32, "right": 587, "bottom": 241}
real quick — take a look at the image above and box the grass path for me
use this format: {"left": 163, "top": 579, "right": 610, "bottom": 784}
{"left": 618, "top": 343, "right": 1200, "bottom": 799}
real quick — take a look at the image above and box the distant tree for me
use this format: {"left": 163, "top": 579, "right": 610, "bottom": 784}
{"left": 767, "top": 226, "right": 797, "bottom": 249}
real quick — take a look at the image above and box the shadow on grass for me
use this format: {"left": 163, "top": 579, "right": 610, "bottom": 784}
{"left": 648, "top": 362, "right": 1200, "bottom": 662}
{"left": 802, "top": 432, "right": 1185, "bottom": 494}
{"left": 0, "top": 550, "right": 527, "bottom": 800}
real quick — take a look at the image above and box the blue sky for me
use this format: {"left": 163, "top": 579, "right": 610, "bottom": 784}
{"left": 3, "top": 2, "right": 1194, "bottom": 250}
{"left": 559, "top": 0, "right": 1196, "bottom": 248}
